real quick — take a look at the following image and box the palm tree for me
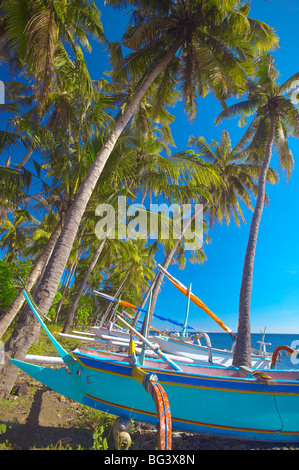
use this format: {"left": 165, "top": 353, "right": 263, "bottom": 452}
{"left": 32, "top": 0, "right": 278, "bottom": 325}
{"left": 2, "top": 0, "right": 105, "bottom": 114}
{"left": 62, "top": 117, "right": 214, "bottom": 331}
{"left": 0, "top": 76, "right": 110, "bottom": 336}
{"left": 0, "top": 66, "right": 115, "bottom": 397}
{"left": 189, "top": 131, "right": 278, "bottom": 228}
{"left": 0, "top": 209, "right": 38, "bottom": 261}
{"left": 144, "top": 129, "right": 278, "bottom": 330}
{"left": 97, "top": 238, "right": 157, "bottom": 326}
{"left": 0, "top": 166, "right": 31, "bottom": 218}
{"left": 0, "top": 1, "right": 278, "bottom": 399}
{"left": 98, "top": 38, "right": 179, "bottom": 147}
{"left": 0, "top": 217, "right": 62, "bottom": 339}
{"left": 0, "top": 0, "right": 106, "bottom": 171}
{"left": 216, "top": 54, "right": 299, "bottom": 367}
{"left": 62, "top": 237, "right": 107, "bottom": 330}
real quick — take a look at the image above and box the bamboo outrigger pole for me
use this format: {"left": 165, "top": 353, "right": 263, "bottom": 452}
{"left": 158, "top": 264, "right": 235, "bottom": 339}
{"left": 115, "top": 313, "right": 182, "bottom": 372}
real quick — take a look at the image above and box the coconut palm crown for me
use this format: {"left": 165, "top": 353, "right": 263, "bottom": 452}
{"left": 217, "top": 53, "right": 299, "bottom": 367}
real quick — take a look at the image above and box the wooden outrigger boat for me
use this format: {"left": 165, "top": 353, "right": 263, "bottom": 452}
{"left": 10, "top": 291, "right": 299, "bottom": 446}
{"left": 90, "top": 291, "right": 148, "bottom": 340}
{"left": 90, "top": 290, "right": 164, "bottom": 340}
{"left": 150, "top": 265, "right": 271, "bottom": 368}
{"left": 70, "top": 277, "right": 272, "bottom": 369}
{"left": 154, "top": 335, "right": 271, "bottom": 369}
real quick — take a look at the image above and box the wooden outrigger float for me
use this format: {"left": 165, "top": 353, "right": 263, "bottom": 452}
{"left": 10, "top": 291, "right": 299, "bottom": 447}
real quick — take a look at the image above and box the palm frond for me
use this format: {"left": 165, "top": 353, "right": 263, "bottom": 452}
{"left": 215, "top": 98, "right": 259, "bottom": 125}
{"left": 274, "top": 118, "right": 294, "bottom": 181}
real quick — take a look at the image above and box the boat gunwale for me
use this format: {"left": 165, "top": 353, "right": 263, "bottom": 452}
{"left": 73, "top": 347, "right": 299, "bottom": 393}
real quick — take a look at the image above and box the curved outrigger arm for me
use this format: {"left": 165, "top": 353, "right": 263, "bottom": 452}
{"left": 22, "top": 291, "right": 74, "bottom": 367}
{"left": 9, "top": 291, "right": 173, "bottom": 451}
{"left": 9, "top": 291, "right": 86, "bottom": 405}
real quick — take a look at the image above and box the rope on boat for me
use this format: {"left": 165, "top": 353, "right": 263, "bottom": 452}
{"left": 239, "top": 365, "right": 275, "bottom": 384}
{"left": 130, "top": 336, "right": 172, "bottom": 450}
{"left": 144, "top": 375, "right": 172, "bottom": 451}
{"left": 132, "top": 369, "right": 172, "bottom": 450}
{"left": 271, "top": 345, "right": 296, "bottom": 369}
{"left": 251, "top": 370, "right": 274, "bottom": 384}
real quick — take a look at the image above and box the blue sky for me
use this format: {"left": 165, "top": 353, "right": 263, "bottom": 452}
{"left": 1, "top": 1, "right": 299, "bottom": 334}
{"left": 88, "top": 0, "right": 299, "bottom": 334}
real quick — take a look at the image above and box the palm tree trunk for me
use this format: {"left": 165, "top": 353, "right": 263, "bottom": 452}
{"left": 62, "top": 238, "right": 107, "bottom": 333}
{"left": 0, "top": 222, "right": 62, "bottom": 339}
{"left": 54, "top": 261, "right": 77, "bottom": 323}
{"left": 233, "top": 111, "right": 276, "bottom": 368}
{"left": 33, "top": 39, "right": 182, "bottom": 319}
{"left": 0, "top": 303, "right": 42, "bottom": 399}
{"left": 144, "top": 209, "right": 199, "bottom": 331}
{"left": 99, "top": 269, "right": 131, "bottom": 327}
{"left": 16, "top": 148, "right": 34, "bottom": 171}
{"left": 0, "top": 39, "right": 182, "bottom": 398}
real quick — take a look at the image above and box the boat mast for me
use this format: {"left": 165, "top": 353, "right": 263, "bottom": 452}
{"left": 181, "top": 283, "right": 192, "bottom": 338}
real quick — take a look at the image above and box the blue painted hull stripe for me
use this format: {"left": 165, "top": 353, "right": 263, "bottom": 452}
{"left": 75, "top": 354, "right": 299, "bottom": 396}
{"left": 84, "top": 393, "right": 299, "bottom": 437}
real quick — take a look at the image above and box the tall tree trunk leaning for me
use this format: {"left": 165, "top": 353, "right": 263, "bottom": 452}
{"left": 0, "top": 291, "right": 47, "bottom": 399}
{"left": 55, "top": 223, "right": 86, "bottom": 322}
{"left": 33, "top": 38, "right": 182, "bottom": 321}
{"left": 99, "top": 269, "right": 131, "bottom": 327}
{"left": 63, "top": 238, "right": 106, "bottom": 333}
{"left": 101, "top": 272, "right": 131, "bottom": 325}
{"left": 143, "top": 209, "right": 199, "bottom": 334}
{"left": 25, "top": 39, "right": 182, "bottom": 326}
{"left": 233, "top": 109, "right": 276, "bottom": 368}
{"left": 54, "top": 261, "right": 77, "bottom": 323}
{"left": 16, "top": 148, "right": 34, "bottom": 171}
{"left": 0, "top": 222, "right": 62, "bottom": 339}
{"left": 0, "top": 40, "right": 182, "bottom": 398}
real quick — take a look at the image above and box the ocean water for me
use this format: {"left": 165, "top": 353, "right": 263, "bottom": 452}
{"left": 206, "top": 332, "right": 299, "bottom": 370}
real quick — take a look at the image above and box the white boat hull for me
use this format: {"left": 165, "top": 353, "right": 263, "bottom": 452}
{"left": 90, "top": 325, "right": 131, "bottom": 339}
{"left": 155, "top": 336, "right": 272, "bottom": 369}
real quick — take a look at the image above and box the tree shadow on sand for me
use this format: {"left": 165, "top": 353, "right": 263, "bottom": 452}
{"left": 0, "top": 386, "right": 94, "bottom": 449}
